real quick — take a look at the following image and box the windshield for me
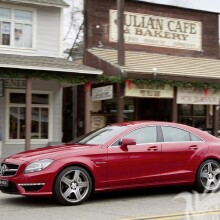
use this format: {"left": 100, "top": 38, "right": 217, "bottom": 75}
{"left": 70, "top": 126, "right": 128, "bottom": 145}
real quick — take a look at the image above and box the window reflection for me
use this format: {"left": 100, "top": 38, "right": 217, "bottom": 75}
{"left": 32, "top": 108, "right": 48, "bottom": 139}
{"left": 10, "top": 93, "right": 25, "bottom": 104}
{"left": 14, "top": 23, "right": 32, "bottom": 47}
{"left": 161, "top": 126, "right": 190, "bottom": 142}
{"left": 0, "top": 8, "right": 11, "bottom": 46}
{"left": 123, "top": 126, "right": 157, "bottom": 144}
{"left": 10, "top": 107, "right": 25, "bottom": 139}
{"left": 10, "top": 93, "right": 49, "bottom": 104}
{"left": 32, "top": 94, "right": 49, "bottom": 104}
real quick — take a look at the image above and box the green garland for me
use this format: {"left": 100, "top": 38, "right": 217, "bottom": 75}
{"left": 130, "top": 79, "right": 219, "bottom": 89}
{"left": 0, "top": 68, "right": 97, "bottom": 85}
{"left": 1, "top": 68, "right": 220, "bottom": 89}
{"left": 95, "top": 76, "right": 220, "bottom": 89}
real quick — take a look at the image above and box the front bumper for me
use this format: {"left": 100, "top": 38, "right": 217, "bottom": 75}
{"left": 0, "top": 159, "right": 63, "bottom": 197}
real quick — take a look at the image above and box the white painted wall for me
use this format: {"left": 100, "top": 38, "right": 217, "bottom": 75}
{"left": 36, "top": 6, "right": 61, "bottom": 57}
{"left": 0, "top": 79, "right": 63, "bottom": 159}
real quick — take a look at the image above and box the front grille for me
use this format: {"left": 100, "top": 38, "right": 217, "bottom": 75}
{"left": 0, "top": 163, "right": 19, "bottom": 176}
{"left": 0, "top": 182, "right": 19, "bottom": 194}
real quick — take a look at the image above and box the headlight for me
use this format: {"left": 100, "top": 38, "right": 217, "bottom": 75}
{"left": 24, "top": 159, "right": 54, "bottom": 174}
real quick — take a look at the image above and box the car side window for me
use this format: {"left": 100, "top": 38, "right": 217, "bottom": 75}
{"left": 190, "top": 133, "right": 203, "bottom": 141}
{"left": 161, "top": 126, "right": 190, "bottom": 142}
{"left": 112, "top": 126, "right": 157, "bottom": 146}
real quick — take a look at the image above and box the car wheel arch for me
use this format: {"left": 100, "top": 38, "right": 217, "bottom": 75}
{"left": 195, "top": 157, "right": 220, "bottom": 174}
{"left": 200, "top": 156, "right": 220, "bottom": 166}
{"left": 52, "top": 163, "right": 95, "bottom": 194}
{"left": 194, "top": 158, "right": 220, "bottom": 192}
{"left": 195, "top": 158, "right": 220, "bottom": 176}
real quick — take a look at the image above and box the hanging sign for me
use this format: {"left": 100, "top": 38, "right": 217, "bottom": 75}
{"left": 92, "top": 85, "right": 113, "bottom": 101}
{"left": 177, "top": 87, "right": 220, "bottom": 105}
{"left": 125, "top": 83, "right": 173, "bottom": 98}
{"left": 91, "top": 116, "right": 106, "bottom": 131}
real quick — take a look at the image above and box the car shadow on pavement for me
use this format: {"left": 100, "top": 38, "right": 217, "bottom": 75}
{"left": 0, "top": 194, "right": 58, "bottom": 207}
{"left": 0, "top": 186, "right": 192, "bottom": 207}
{"left": 88, "top": 185, "right": 192, "bottom": 203}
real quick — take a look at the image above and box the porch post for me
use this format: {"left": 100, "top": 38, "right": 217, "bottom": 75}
{"left": 72, "top": 86, "right": 78, "bottom": 139}
{"left": 84, "top": 83, "right": 91, "bottom": 133}
{"left": 25, "top": 77, "right": 32, "bottom": 151}
{"left": 213, "top": 105, "right": 219, "bottom": 137}
{"left": 116, "top": 0, "right": 125, "bottom": 122}
{"left": 172, "top": 87, "right": 178, "bottom": 122}
{"left": 117, "top": 0, "right": 125, "bottom": 67}
{"left": 116, "top": 83, "right": 124, "bottom": 122}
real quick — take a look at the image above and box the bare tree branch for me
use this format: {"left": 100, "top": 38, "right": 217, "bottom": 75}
{"left": 67, "top": 20, "right": 84, "bottom": 60}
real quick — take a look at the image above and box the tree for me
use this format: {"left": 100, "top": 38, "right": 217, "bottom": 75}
{"left": 64, "top": 0, "right": 84, "bottom": 60}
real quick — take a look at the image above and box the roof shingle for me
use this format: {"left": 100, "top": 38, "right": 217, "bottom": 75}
{"left": 0, "top": 54, "right": 102, "bottom": 75}
{"left": 0, "top": 0, "right": 69, "bottom": 7}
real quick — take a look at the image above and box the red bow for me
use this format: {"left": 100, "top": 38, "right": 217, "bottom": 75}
{"left": 204, "top": 88, "right": 208, "bottom": 96}
{"left": 126, "top": 79, "right": 133, "bottom": 89}
{"left": 84, "top": 81, "right": 91, "bottom": 92}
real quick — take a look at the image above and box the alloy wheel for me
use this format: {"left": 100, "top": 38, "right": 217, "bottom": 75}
{"left": 200, "top": 161, "right": 220, "bottom": 191}
{"left": 54, "top": 166, "right": 92, "bottom": 205}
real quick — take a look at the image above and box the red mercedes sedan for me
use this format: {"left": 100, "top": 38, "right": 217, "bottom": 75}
{"left": 1, "top": 121, "right": 220, "bottom": 205}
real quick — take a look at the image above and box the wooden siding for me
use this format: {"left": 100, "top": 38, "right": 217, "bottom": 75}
{"left": 85, "top": 0, "right": 219, "bottom": 59}
{"left": 87, "top": 48, "right": 220, "bottom": 83}
{"left": 36, "top": 6, "right": 61, "bottom": 57}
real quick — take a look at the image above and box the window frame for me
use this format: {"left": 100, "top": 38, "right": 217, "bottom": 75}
{"left": 0, "top": 4, "right": 36, "bottom": 50}
{"left": 110, "top": 125, "right": 158, "bottom": 147}
{"left": 178, "top": 104, "right": 207, "bottom": 129}
{"left": 160, "top": 125, "right": 204, "bottom": 143}
{"left": 5, "top": 89, "right": 53, "bottom": 144}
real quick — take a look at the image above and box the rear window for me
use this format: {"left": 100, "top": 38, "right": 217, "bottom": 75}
{"left": 161, "top": 126, "right": 190, "bottom": 142}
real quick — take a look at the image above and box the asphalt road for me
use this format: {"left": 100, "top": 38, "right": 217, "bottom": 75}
{"left": 1, "top": 186, "right": 220, "bottom": 220}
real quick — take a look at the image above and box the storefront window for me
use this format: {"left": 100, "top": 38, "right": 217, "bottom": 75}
{"left": 178, "top": 104, "right": 206, "bottom": 129}
{"left": 8, "top": 92, "right": 50, "bottom": 140}
{"left": 91, "top": 95, "right": 135, "bottom": 131}
{"left": 0, "top": 7, "right": 33, "bottom": 48}
{"left": 93, "top": 98, "right": 135, "bottom": 125}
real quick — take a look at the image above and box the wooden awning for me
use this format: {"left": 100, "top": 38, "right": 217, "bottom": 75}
{"left": 87, "top": 48, "right": 220, "bottom": 82}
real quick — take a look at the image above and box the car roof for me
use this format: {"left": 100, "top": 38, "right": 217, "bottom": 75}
{"left": 110, "top": 121, "right": 220, "bottom": 142}
{"left": 110, "top": 121, "right": 181, "bottom": 127}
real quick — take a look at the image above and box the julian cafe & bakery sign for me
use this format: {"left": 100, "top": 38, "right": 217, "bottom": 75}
{"left": 109, "top": 10, "right": 202, "bottom": 51}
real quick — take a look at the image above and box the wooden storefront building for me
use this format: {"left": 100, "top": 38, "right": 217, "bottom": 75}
{"left": 82, "top": 0, "right": 220, "bottom": 136}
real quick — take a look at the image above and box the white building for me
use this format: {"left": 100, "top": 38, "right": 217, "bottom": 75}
{"left": 0, "top": 0, "right": 102, "bottom": 159}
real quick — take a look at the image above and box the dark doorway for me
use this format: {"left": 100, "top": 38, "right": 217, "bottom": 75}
{"left": 62, "top": 87, "right": 73, "bottom": 143}
{"left": 62, "top": 86, "right": 85, "bottom": 143}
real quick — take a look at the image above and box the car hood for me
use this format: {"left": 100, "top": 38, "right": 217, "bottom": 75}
{"left": 7, "top": 144, "right": 99, "bottom": 163}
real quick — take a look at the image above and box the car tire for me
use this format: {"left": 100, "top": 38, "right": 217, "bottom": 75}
{"left": 195, "top": 159, "right": 220, "bottom": 193}
{"left": 54, "top": 166, "right": 92, "bottom": 205}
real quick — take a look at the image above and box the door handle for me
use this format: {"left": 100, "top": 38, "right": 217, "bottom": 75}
{"left": 189, "top": 145, "right": 198, "bottom": 150}
{"left": 147, "top": 146, "right": 159, "bottom": 151}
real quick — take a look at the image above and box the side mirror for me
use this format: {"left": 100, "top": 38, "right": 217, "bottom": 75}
{"left": 120, "top": 138, "right": 136, "bottom": 148}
